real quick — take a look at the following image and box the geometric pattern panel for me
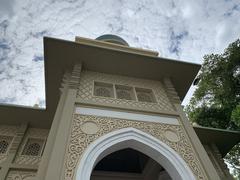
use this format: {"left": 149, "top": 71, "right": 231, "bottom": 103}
{"left": 0, "top": 136, "right": 13, "bottom": 164}
{"left": 94, "top": 82, "right": 114, "bottom": 98}
{"left": 77, "top": 71, "right": 175, "bottom": 113}
{"left": 0, "top": 136, "right": 13, "bottom": 154}
{"left": 21, "top": 138, "right": 44, "bottom": 156}
{"left": 6, "top": 170, "right": 36, "bottom": 180}
{"left": 135, "top": 87, "right": 156, "bottom": 103}
{"left": 14, "top": 128, "right": 49, "bottom": 166}
{"left": 64, "top": 114, "right": 206, "bottom": 180}
{"left": 115, "top": 84, "right": 136, "bottom": 101}
{"left": 0, "top": 125, "right": 17, "bottom": 164}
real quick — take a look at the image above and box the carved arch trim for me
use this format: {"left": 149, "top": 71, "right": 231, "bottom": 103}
{"left": 75, "top": 127, "right": 196, "bottom": 180}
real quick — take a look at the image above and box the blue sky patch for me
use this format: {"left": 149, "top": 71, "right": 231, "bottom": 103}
{"left": 33, "top": 55, "right": 44, "bottom": 62}
{"left": 0, "top": 41, "right": 10, "bottom": 50}
{"left": 169, "top": 30, "right": 188, "bottom": 56}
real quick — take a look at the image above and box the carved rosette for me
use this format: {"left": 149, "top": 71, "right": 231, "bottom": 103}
{"left": 64, "top": 115, "right": 206, "bottom": 180}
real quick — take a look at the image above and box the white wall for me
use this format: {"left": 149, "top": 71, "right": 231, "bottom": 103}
{"left": 75, "top": 106, "right": 179, "bottom": 125}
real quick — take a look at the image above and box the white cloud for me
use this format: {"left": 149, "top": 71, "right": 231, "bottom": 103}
{"left": 0, "top": 0, "right": 15, "bottom": 18}
{"left": 0, "top": 0, "right": 239, "bottom": 107}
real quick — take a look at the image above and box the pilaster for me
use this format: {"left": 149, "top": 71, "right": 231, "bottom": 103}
{"left": 36, "top": 73, "right": 69, "bottom": 180}
{"left": 38, "top": 63, "right": 82, "bottom": 180}
{"left": 205, "top": 144, "right": 233, "bottom": 179}
{"left": 163, "top": 77, "right": 220, "bottom": 180}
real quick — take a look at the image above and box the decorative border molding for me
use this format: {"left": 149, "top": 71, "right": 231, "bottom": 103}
{"left": 64, "top": 114, "right": 206, "bottom": 180}
{"left": 76, "top": 128, "right": 196, "bottom": 180}
{"left": 68, "top": 64, "right": 82, "bottom": 89}
{"left": 6, "top": 170, "right": 36, "bottom": 180}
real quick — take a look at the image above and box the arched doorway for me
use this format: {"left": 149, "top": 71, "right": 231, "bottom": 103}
{"left": 76, "top": 128, "right": 195, "bottom": 180}
{"left": 91, "top": 148, "right": 172, "bottom": 180}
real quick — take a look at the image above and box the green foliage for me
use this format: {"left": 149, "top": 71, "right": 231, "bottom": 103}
{"left": 225, "top": 143, "right": 240, "bottom": 179}
{"left": 186, "top": 39, "right": 240, "bottom": 177}
{"left": 232, "top": 105, "right": 240, "bottom": 127}
{"left": 186, "top": 39, "right": 240, "bottom": 128}
{"left": 187, "top": 106, "right": 230, "bottom": 128}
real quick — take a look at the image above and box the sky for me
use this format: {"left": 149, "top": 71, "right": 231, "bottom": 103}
{"left": 0, "top": 0, "right": 240, "bottom": 108}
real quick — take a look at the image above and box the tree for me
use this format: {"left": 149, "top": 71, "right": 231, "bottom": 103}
{"left": 186, "top": 39, "right": 240, "bottom": 178}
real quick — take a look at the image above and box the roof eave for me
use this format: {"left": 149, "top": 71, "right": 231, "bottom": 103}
{"left": 194, "top": 126, "right": 240, "bottom": 157}
{"left": 44, "top": 36, "right": 201, "bottom": 101}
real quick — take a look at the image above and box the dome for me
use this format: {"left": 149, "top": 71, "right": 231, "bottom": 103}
{"left": 96, "top": 34, "right": 129, "bottom": 46}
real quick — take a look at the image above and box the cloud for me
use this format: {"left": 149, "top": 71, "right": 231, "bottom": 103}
{"left": 0, "top": 0, "right": 239, "bottom": 107}
{"left": 169, "top": 30, "right": 188, "bottom": 56}
{"left": 0, "top": 0, "right": 16, "bottom": 18}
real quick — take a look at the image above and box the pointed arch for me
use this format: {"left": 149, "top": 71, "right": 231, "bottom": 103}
{"left": 76, "top": 127, "right": 195, "bottom": 180}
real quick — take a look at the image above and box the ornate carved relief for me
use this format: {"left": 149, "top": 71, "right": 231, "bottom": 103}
{"left": 6, "top": 170, "right": 36, "bottom": 180}
{"left": 77, "top": 71, "right": 174, "bottom": 113}
{"left": 64, "top": 114, "right": 206, "bottom": 180}
{"left": 0, "top": 125, "right": 17, "bottom": 164}
{"left": 0, "top": 136, "right": 13, "bottom": 154}
{"left": 94, "top": 82, "right": 114, "bottom": 98}
{"left": 0, "top": 136, "right": 13, "bottom": 164}
{"left": 14, "top": 128, "right": 49, "bottom": 166}
{"left": 115, "top": 84, "right": 135, "bottom": 100}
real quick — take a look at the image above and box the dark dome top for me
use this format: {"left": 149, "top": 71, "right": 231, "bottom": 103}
{"left": 96, "top": 34, "right": 129, "bottom": 46}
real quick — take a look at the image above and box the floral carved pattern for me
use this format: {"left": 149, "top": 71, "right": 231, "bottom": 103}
{"left": 77, "top": 71, "right": 175, "bottom": 113}
{"left": 64, "top": 114, "right": 206, "bottom": 180}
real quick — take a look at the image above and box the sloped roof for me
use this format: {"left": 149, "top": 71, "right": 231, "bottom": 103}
{"left": 194, "top": 126, "right": 240, "bottom": 157}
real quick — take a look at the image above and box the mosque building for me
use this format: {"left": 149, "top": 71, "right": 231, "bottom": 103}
{"left": 0, "top": 34, "right": 239, "bottom": 180}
